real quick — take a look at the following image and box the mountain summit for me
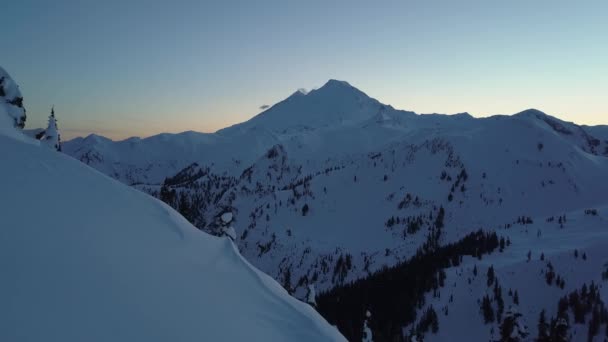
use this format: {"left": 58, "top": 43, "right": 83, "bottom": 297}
{"left": 218, "top": 80, "right": 386, "bottom": 135}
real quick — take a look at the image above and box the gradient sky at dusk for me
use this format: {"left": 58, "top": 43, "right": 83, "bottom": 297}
{"left": 3, "top": 0, "right": 607, "bottom": 140}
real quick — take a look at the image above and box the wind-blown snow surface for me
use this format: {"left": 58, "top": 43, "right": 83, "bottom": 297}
{"left": 0, "top": 104, "right": 343, "bottom": 340}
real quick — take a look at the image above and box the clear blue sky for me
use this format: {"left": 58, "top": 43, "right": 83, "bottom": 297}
{"left": 3, "top": 0, "right": 607, "bottom": 140}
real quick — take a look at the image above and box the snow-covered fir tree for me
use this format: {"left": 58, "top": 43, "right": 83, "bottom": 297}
{"left": 551, "top": 317, "right": 569, "bottom": 342}
{"left": 306, "top": 284, "right": 317, "bottom": 307}
{"left": 362, "top": 310, "right": 373, "bottom": 342}
{"left": 42, "top": 107, "right": 61, "bottom": 151}
{"left": 219, "top": 211, "right": 236, "bottom": 241}
{"left": 499, "top": 306, "right": 528, "bottom": 342}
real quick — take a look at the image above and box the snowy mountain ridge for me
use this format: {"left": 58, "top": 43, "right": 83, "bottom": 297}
{"left": 61, "top": 79, "right": 608, "bottom": 341}
{"left": 64, "top": 80, "right": 608, "bottom": 186}
{"left": 217, "top": 79, "right": 396, "bottom": 136}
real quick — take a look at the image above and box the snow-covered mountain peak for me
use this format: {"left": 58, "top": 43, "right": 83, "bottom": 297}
{"left": 452, "top": 112, "right": 473, "bottom": 119}
{"left": 514, "top": 108, "right": 550, "bottom": 120}
{"left": 84, "top": 133, "right": 113, "bottom": 144}
{"left": 218, "top": 80, "right": 383, "bottom": 136}
{"left": 309, "top": 79, "right": 371, "bottom": 102}
{"left": 319, "top": 79, "right": 353, "bottom": 89}
{"left": 288, "top": 88, "right": 309, "bottom": 99}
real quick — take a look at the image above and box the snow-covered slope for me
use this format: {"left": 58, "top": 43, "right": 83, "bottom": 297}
{"left": 410, "top": 205, "right": 608, "bottom": 341}
{"left": 0, "top": 72, "right": 344, "bottom": 342}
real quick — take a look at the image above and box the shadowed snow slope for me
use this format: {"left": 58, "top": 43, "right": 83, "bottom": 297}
{"left": 0, "top": 119, "right": 344, "bottom": 340}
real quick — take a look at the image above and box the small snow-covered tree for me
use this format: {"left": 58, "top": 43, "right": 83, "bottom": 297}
{"left": 536, "top": 309, "right": 550, "bottom": 342}
{"left": 362, "top": 310, "right": 373, "bottom": 342}
{"left": 499, "top": 306, "right": 528, "bottom": 341}
{"left": 218, "top": 211, "right": 236, "bottom": 241}
{"left": 42, "top": 107, "right": 61, "bottom": 151}
{"left": 302, "top": 203, "right": 309, "bottom": 216}
{"left": 550, "top": 316, "right": 569, "bottom": 342}
{"left": 306, "top": 284, "right": 317, "bottom": 307}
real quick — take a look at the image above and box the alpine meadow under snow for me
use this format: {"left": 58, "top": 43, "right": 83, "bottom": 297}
{"left": 63, "top": 78, "right": 608, "bottom": 341}
{"left": 0, "top": 67, "right": 345, "bottom": 341}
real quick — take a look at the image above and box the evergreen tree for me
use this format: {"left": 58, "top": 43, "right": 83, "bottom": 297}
{"left": 495, "top": 282, "right": 504, "bottom": 322}
{"left": 43, "top": 106, "right": 61, "bottom": 151}
{"left": 499, "top": 306, "right": 528, "bottom": 342}
{"left": 537, "top": 309, "right": 550, "bottom": 342}
{"left": 218, "top": 211, "right": 236, "bottom": 241}
{"left": 362, "top": 310, "right": 373, "bottom": 342}
{"left": 302, "top": 203, "right": 309, "bottom": 216}
{"left": 550, "top": 316, "right": 569, "bottom": 342}
{"left": 487, "top": 265, "right": 495, "bottom": 287}
{"left": 306, "top": 284, "right": 317, "bottom": 308}
{"left": 159, "top": 183, "right": 177, "bottom": 208}
{"left": 178, "top": 192, "right": 192, "bottom": 221}
{"left": 430, "top": 307, "right": 439, "bottom": 333}
{"left": 482, "top": 295, "right": 494, "bottom": 323}
{"left": 588, "top": 306, "right": 600, "bottom": 341}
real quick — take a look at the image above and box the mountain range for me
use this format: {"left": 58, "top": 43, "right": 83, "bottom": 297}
{"left": 63, "top": 79, "right": 608, "bottom": 340}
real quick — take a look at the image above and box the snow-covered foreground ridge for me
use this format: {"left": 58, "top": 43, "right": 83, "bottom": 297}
{"left": 0, "top": 69, "right": 344, "bottom": 341}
